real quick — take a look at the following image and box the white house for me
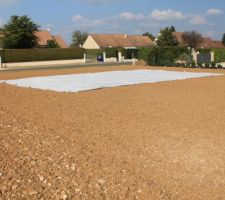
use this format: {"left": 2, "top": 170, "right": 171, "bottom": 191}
{"left": 83, "top": 34, "right": 153, "bottom": 49}
{"left": 83, "top": 34, "right": 153, "bottom": 62}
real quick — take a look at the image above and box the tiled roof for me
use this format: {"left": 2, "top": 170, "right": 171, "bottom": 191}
{"left": 53, "top": 35, "right": 68, "bottom": 48}
{"left": 172, "top": 32, "right": 185, "bottom": 44}
{"left": 173, "top": 32, "right": 224, "bottom": 49}
{"left": 35, "top": 30, "right": 68, "bottom": 48}
{"left": 91, "top": 34, "right": 153, "bottom": 48}
{"left": 34, "top": 30, "right": 54, "bottom": 46}
{"left": 200, "top": 38, "right": 224, "bottom": 49}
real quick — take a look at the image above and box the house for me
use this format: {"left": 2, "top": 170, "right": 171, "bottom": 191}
{"left": 53, "top": 35, "right": 68, "bottom": 48}
{"left": 83, "top": 34, "right": 153, "bottom": 49}
{"left": 83, "top": 34, "right": 153, "bottom": 62}
{"left": 0, "top": 30, "right": 68, "bottom": 48}
{"left": 173, "top": 32, "right": 225, "bottom": 64}
{"left": 34, "top": 30, "right": 68, "bottom": 48}
{"left": 173, "top": 32, "right": 224, "bottom": 49}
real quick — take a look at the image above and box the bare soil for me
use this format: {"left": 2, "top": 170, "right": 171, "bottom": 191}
{"left": 0, "top": 65, "right": 225, "bottom": 200}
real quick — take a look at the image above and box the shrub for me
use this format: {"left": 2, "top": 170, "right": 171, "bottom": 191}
{"left": 212, "top": 49, "right": 225, "bottom": 63}
{"left": 211, "top": 62, "right": 216, "bottom": 68}
{"left": 1, "top": 48, "right": 84, "bottom": 63}
{"left": 205, "top": 63, "right": 210, "bottom": 68}
{"left": 180, "top": 63, "right": 185, "bottom": 67}
{"left": 146, "top": 46, "right": 188, "bottom": 66}
{"left": 217, "top": 64, "right": 223, "bottom": 68}
{"left": 198, "top": 48, "right": 211, "bottom": 53}
{"left": 104, "top": 48, "right": 118, "bottom": 58}
{"left": 138, "top": 47, "right": 152, "bottom": 62}
{"left": 85, "top": 49, "right": 103, "bottom": 55}
{"left": 138, "top": 46, "right": 190, "bottom": 66}
{"left": 186, "top": 62, "right": 191, "bottom": 67}
{"left": 197, "top": 62, "right": 203, "bottom": 68}
{"left": 146, "top": 47, "right": 158, "bottom": 66}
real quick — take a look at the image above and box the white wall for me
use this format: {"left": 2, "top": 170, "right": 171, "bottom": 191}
{"left": 83, "top": 35, "right": 100, "bottom": 49}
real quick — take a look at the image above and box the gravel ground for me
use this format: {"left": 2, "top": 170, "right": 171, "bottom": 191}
{"left": 0, "top": 65, "right": 225, "bottom": 200}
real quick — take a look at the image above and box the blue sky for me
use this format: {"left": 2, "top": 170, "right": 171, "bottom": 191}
{"left": 0, "top": 0, "right": 225, "bottom": 44}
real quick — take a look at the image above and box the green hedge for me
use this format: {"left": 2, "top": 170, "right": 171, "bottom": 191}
{"left": 198, "top": 48, "right": 211, "bottom": 53}
{"left": 85, "top": 49, "right": 103, "bottom": 55}
{"left": 212, "top": 48, "right": 225, "bottom": 63}
{"left": 138, "top": 46, "right": 189, "bottom": 66}
{"left": 138, "top": 47, "right": 153, "bottom": 62}
{"left": 0, "top": 48, "right": 84, "bottom": 63}
{"left": 104, "top": 48, "right": 118, "bottom": 58}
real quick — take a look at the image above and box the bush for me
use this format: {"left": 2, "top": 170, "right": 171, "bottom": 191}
{"left": 145, "top": 46, "right": 188, "bottom": 66}
{"left": 217, "top": 64, "right": 223, "bottom": 68}
{"left": 0, "top": 48, "right": 84, "bottom": 63}
{"left": 104, "top": 48, "right": 118, "bottom": 58}
{"left": 205, "top": 63, "right": 210, "bottom": 68}
{"left": 146, "top": 47, "right": 158, "bottom": 66}
{"left": 186, "top": 62, "right": 191, "bottom": 67}
{"left": 85, "top": 49, "right": 103, "bottom": 55}
{"left": 212, "top": 49, "right": 225, "bottom": 63}
{"left": 191, "top": 61, "right": 196, "bottom": 67}
{"left": 197, "top": 62, "right": 203, "bottom": 68}
{"left": 138, "top": 47, "right": 152, "bottom": 62}
{"left": 198, "top": 48, "right": 211, "bottom": 53}
{"left": 211, "top": 62, "right": 216, "bottom": 68}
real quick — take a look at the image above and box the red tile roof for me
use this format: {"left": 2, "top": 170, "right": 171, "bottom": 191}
{"left": 91, "top": 34, "right": 153, "bottom": 48}
{"left": 173, "top": 32, "right": 225, "bottom": 49}
{"left": 53, "top": 35, "right": 68, "bottom": 48}
{"left": 200, "top": 38, "right": 224, "bottom": 49}
{"left": 34, "top": 30, "right": 54, "bottom": 46}
{"left": 35, "top": 30, "right": 68, "bottom": 48}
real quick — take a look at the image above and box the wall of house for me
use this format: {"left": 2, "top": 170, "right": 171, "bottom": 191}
{"left": 83, "top": 36, "right": 100, "bottom": 49}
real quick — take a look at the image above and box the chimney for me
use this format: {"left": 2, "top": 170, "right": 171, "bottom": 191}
{"left": 124, "top": 34, "right": 128, "bottom": 38}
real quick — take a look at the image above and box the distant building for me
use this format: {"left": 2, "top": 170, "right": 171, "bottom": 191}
{"left": 173, "top": 32, "right": 224, "bottom": 49}
{"left": 83, "top": 34, "right": 154, "bottom": 49}
{"left": 0, "top": 30, "right": 68, "bottom": 48}
{"left": 34, "top": 30, "right": 68, "bottom": 48}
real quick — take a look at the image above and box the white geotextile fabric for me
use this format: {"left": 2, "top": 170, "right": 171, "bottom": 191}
{"left": 0, "top": 70, "right": 220, "bottom": 92}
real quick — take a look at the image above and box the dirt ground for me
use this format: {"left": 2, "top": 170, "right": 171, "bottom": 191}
{"left": 0, "top": 65, "right": 225, "bottom": 200}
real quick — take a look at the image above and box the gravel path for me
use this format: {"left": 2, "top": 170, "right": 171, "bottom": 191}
{"left": 0, "top": 66, "right": 225, "bottom": 199}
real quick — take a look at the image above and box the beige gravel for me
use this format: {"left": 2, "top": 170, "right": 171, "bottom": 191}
{"left": 0, "top": 65, "right": 225, "bottom": 200}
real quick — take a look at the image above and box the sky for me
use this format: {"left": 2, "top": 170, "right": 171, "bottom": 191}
{"left": 0, "top": 0, "right": 225, "bottom": 44}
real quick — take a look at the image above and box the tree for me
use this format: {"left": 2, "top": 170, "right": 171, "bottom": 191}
{"left": 170, "top": 26, "right": 176, "bottom": 32}
{"left": 1, "top": 15, "right": 39, "bottom": 49}
{"left": 181, "top": 31, "right": 203, "bottom": 49}
{"left": 143, "top": 32, "right": 155, "bottom": 41}
{"left": 46, "top": 40, "right": 59, "bottom": 48}
{"left": 222, "top": 33, "right": 225, "bottom": 46}
{"left": 155, "top": 26, "right": 178, "bottom": 46}
{"left": 71, "top": 30, "right": 88, "bottom": 48}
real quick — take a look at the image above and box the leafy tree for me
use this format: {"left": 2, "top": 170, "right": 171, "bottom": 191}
{"left": 1, "top": 15, "right": 39, "bottom": 49}
{"left": 181, "top": 31, "right": 203, "bottom": 49}
{"left": 222, "top": 33, "right": 225, "bottom": 46}
{"left": 170, "top": 26, "right": 176, "bottom": 32}
{"left": 143, "top": 32, "right": 155, "bottom": 41}
{"left": 46, "top": 40, "right": 59, "bottom": 48}
{"left": 155, "top": 26, "right": 178, "bottom": 46}
{"left": 71, "top": 30, "right": 88, "bottom": 48}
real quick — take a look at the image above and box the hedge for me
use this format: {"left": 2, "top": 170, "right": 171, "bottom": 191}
{"left": 198, "top": 48, "right": 211, "bottom": 53}
{"left": 0, "top": 48, "right": 84, "bottom": 63}
{"left": 138, "top": 46, "right": 189, "bottom": 66}
{"left": 138, "top": 47, "right": 153, "bottom": 62}
{"left": 212, "top": 48, "right": 225, "bottom": 63}
{"left": 104, "top": 48, "right": 118, "bottom": 58}
{"left": 85, "top": 49, "right": 103, "bottom": 55}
